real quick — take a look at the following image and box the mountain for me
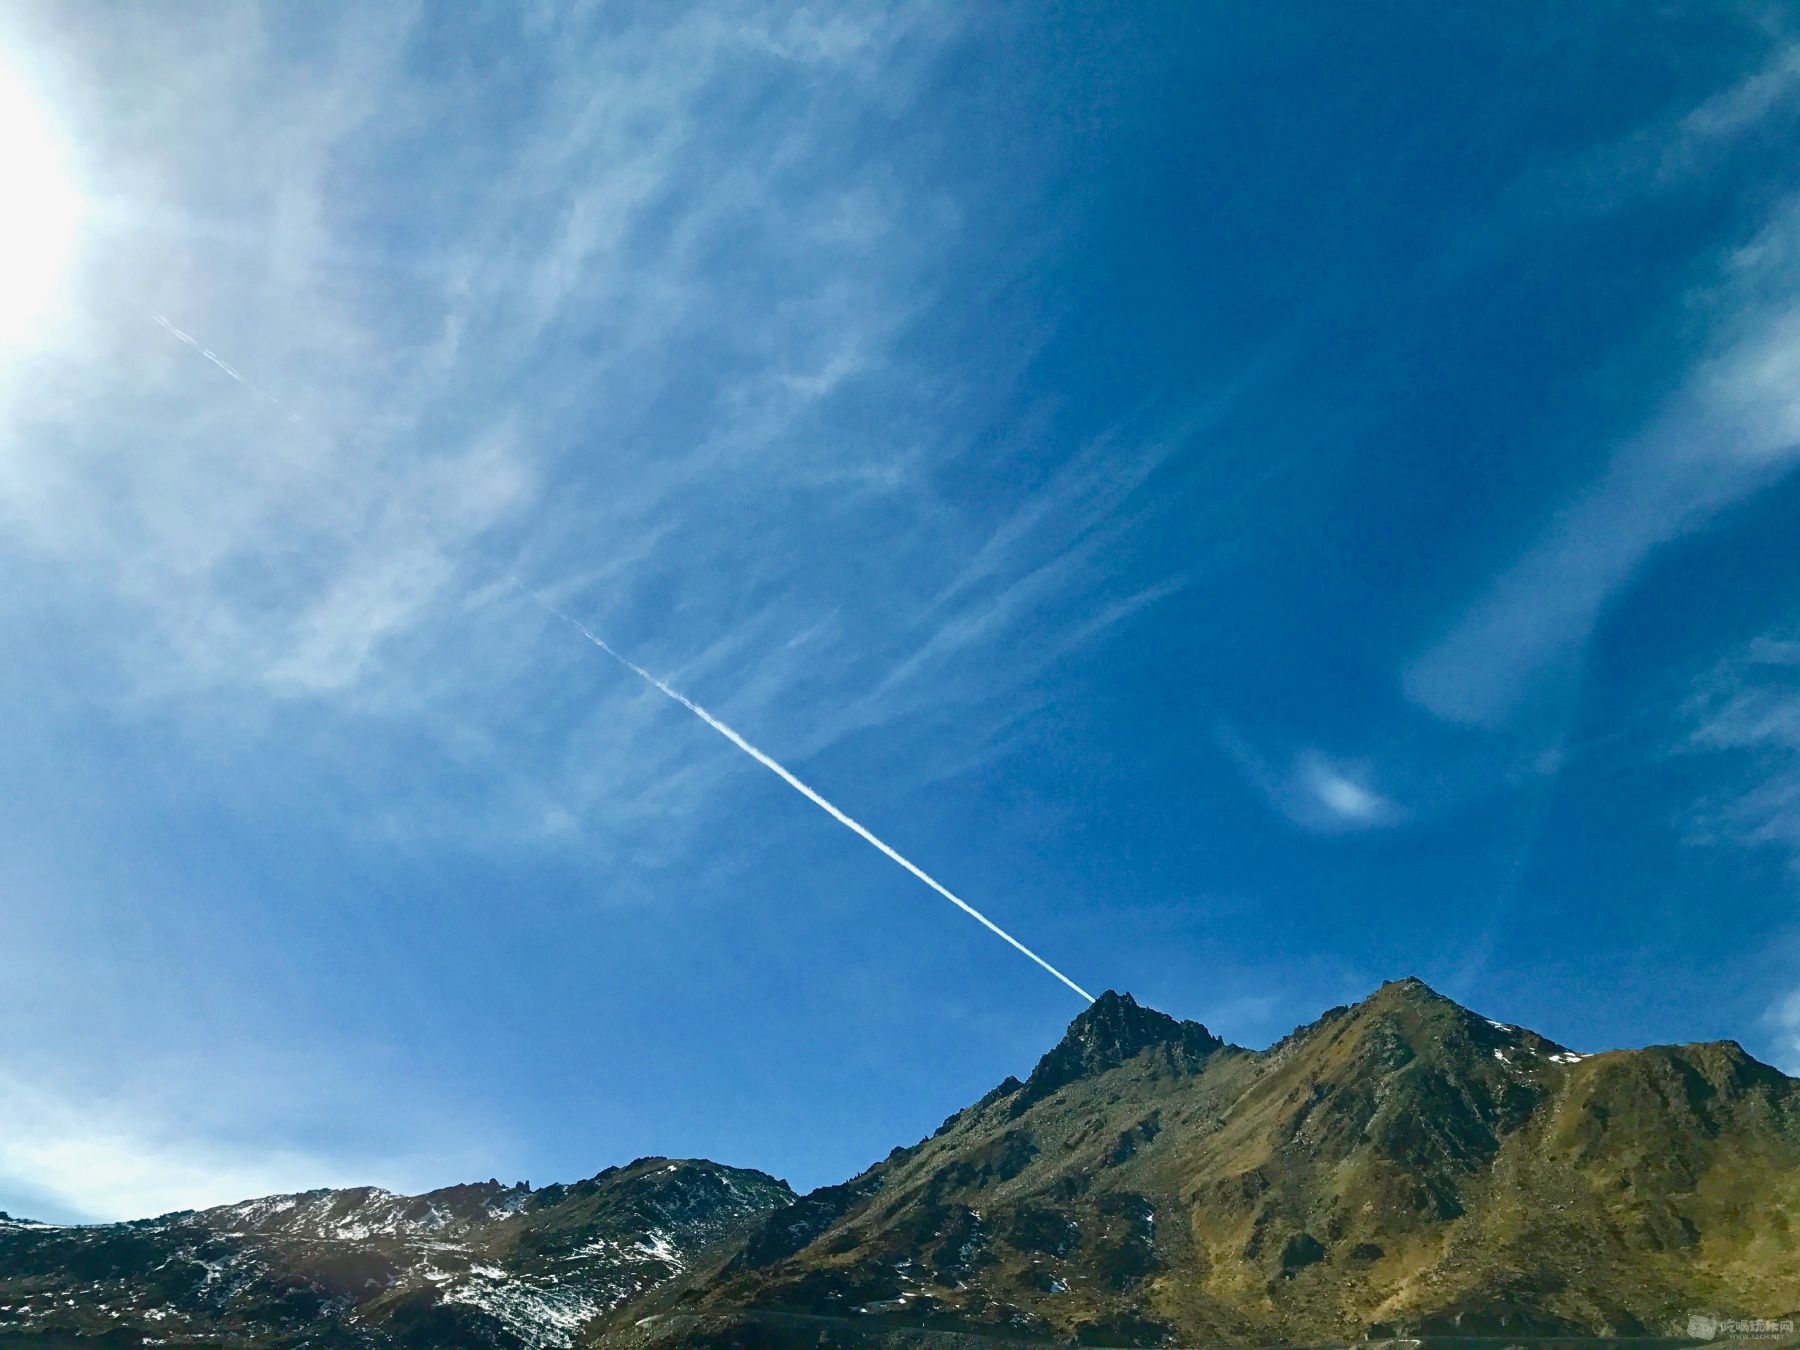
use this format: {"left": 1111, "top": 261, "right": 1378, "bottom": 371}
{"left": 0, "top": 1157, "right": 791, "bottom": 1348}
{"left": 604, "top": 981, "right": 1800, "bottom": 1349}
{"left": 4, "top": 981, "right": 1797, "bottom": 1350}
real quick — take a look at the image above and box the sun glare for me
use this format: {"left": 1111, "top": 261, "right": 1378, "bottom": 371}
{"left": 0, "top": 60, "right": 84, "bottom": 346}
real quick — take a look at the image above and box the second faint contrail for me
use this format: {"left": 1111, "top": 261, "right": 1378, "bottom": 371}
{"left": 525, "top": 590, "right": 1095, "bottom": 1004}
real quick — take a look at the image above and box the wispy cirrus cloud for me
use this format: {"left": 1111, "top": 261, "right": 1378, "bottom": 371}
{"left": 1405, "top": 192, "right": 1800, "bottom": 727}
{"left": 1401, "top": 43, "right": 1800, "bottom": 730}
{"left": 1218, "top": 732, "right": 1405, "bottom": 835}
{"left": 0, "top": 0, "right": 1190, "bottom": 817}
{"left": 1510, "top": 43, "right": 1800, "bottom": 219}
{"left": 1678, "top": 629, "right": 1800, "bottom": 870}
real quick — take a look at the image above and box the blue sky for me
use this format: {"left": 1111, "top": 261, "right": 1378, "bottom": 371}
{"left": 3, "top": 2, "right": 1800, "bottom": 1223}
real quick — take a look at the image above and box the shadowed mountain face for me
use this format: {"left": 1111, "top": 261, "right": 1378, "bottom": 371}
{"left": 4, "top": 983, "right": 1798, "bottom": 1350}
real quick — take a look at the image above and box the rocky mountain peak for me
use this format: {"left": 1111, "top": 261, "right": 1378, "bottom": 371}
{"left": 1368, "top": 974, "right": 1459, "bottom": 1008}
{"left": 1066, "top": 990, "right": 1183, "bottom": 1050}
{"left": 1013, "top": 990, "right": 1221, "bottom": 1110}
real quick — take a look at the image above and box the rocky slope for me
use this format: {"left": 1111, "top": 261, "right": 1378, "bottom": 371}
{"left": 5, "top": 980, "right": 1797, "bottom": 1350}
{"left": 0, "top": 1157, "right": 792, "bottom": 1348}
{"left": 608, "top": 980, "right": 1800, "bottom": 1348}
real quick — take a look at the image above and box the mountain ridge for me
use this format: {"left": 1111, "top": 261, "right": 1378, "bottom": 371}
{"left": 617, "top": 979, "right": 1799, "bottom": 1348}
{"left": 3, "top": 980, "right": 1796, "bottom": 1349}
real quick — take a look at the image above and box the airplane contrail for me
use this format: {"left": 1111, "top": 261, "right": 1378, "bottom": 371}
{"left": 153, "top": 314, "right": 299, "bottom": 423}
{"left": 149, "top": 311, "right": 1095, "bottom": 1004}
{"left": 522, "top": 589, "right": 1096, "bottom": 1004}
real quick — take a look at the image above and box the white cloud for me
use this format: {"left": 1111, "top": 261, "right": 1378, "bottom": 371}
{"left": 1298, "top": 754, "right": 1397, "bottom": 826}
{"left": 1219, "top": 733, "right": 1404, "bottom": 834}
{"left": 1406, "top": 191, "right": 1800, "bottom": 726}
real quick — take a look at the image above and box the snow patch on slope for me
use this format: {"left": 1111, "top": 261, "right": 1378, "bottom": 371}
{"left": 444, "top": 1267, "right": 603, "bottom": 1350}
